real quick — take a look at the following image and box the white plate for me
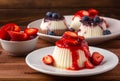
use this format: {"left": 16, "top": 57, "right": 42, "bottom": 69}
{"left": 27, "top": 16, "right": 120, "bottom": 45}
{"left": 25, "top": 46, "right": 119, "bottom": 77}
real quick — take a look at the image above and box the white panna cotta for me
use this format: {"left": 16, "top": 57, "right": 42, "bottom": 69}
{"left": 78, "top": 22, "right": 107, "bottom": 37}
{"left": 52, "top": 31, "right": 91, "bottom": 70}
{"left": 39, "top": 12, "right": 68, "bottom": 36}
{"left": 52, "top": 46, "right": 87, "bottom": 69}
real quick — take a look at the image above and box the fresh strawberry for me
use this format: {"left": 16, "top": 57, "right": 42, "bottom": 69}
{"left": 63, "top": 31, "right": 78, "bottom": 38}
{"left": 0, "top": 29, "right": 11, "bottom": 40}
{"left": 80, "top": 10, "right": 89, "bottom": 16}
{"left": 91, "top": 52, "right": 104, "bottom": 65}
{"left": 63, "top": 38, "right": 78, "bottom": 45}
{"left": 22, "top": 33, "right": 29, "bottom": 41}
{"left": 73, "top": 10, "right": 89, "bottom": 20}
{"left": 8, "top": 31, "right": 27, "bottom": 41}
{"left": 84, "top": 60, "right": 94, "bottom": 69}
{"left": 1, "top": 23, "right": 21, "bottom": 32}
{"left": 42, "top": 55, "right": 54, "bottom": 65}
{"left": 24, "top": 28, "right": 38, "bottom": 36}
{"left": 88, "top": 9, "right": 98, "bottom": 18}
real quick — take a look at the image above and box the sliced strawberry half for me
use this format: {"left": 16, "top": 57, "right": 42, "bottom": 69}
{"left": 24, "top": 28, "right": 38, "bottom": 36}
{"left": 84, "top": 60, "right": 94, "bottom": 69}
{"left": 73, "top": 10, "right": 89, "bottom": 20}
{"left": 8, "top": 31, "right": 29, "bottom": 41}
{"left": 42, "top": 55, "right": 54, "bottom": 65}
{"left": 88, "top": 9, "right": 98, "bottom": 18}
{"left": 63, "top": 31, "right": 78, "bottom": 38}
{"left": 91, "top": 52, "right": 104, "bottom": 65}
{"left": 1, "top": 23, "right": 21, "bottom": 32}
{"left": 0, "top": 29, "right": 11, "bottom": 40}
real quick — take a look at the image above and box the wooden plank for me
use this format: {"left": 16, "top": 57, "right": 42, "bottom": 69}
{"left": 0, "top": 8, "right": 119, "bottom": 26}
{"left": 0, "top": 0, "right": 119, "bottom": 8}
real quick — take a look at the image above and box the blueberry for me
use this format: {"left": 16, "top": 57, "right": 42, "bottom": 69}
{"left": 46, "top": 12, "right": 52, "bottom": 18}
{"left": 81, "top": 16, "right": 90, "bottom": 22}
{"left": 69, "top": 28, "right": 75, "bottom": 32}
{"left": 52, "top": 13, "right": 60, "bottom": 19}
{"left": 94, "top": 16, "right": 101, "bottom": 23}
{"left": 103, "top": 30, "right": 111, "bottom": 35}
{"left": 47, "top": 31, "right": 55, "bottom": 35}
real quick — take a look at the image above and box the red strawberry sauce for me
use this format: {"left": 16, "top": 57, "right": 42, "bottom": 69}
{"left": 56, "top": 32, "right": 91, "bottom": 70}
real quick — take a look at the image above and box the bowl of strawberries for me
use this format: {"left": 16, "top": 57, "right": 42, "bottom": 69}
{"left": 0, "top": 23, "right": 39, "bottom": 56}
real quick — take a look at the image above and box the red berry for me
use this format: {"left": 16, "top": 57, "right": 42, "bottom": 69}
{"left": 0, "top": 29, "right": 11, "bottom": 40}
{"left": 24, "top": 28, "right": 38, "bottom": 36}
{"left": 91, "top": 52, "right": 104, "bottom": 65}
{"left": 8, "top": 31, "right": 28, "bottom": 41}
{"left": 63, "top": 31, "right": 78, "bottom": 38}
{"left": 1, "top": 23, "right": 21, "bottom": 32}
{"left": 88, "top": 9, "right": 98, "bottom": 18}
{"left": 42, "top": 55, "right": 54, "bottom": 65}
{"left": 84, "top": 60, "right": 94, "bottom": 69}
{"left": 73, "top": 10, "right": 89, "bottom": 20}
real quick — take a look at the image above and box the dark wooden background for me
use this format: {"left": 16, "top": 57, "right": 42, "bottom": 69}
{"left": 0, "top": 0, "right": 120, "bottom": 26}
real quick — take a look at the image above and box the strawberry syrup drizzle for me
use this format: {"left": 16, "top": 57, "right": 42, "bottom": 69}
{"left": 56, "top": 38, "right": 91, "bottom": 70}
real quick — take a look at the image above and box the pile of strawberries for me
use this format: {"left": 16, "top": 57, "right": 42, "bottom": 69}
{"left": 0, "top": 23, "right": 38, "bottom": 41}
{"left": 72, "top": 8, "right": 98, "bottom": 19}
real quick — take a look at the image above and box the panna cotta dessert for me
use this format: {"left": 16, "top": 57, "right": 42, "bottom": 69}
{"left": 42, "top": 31, "right": 104, "bottom": 70}
{"left": 52, "top": 31, "right": 91, "bottom": 70}
{"left": 70, "top": 9, "right": 110, "bottom": 36}
{"left": 78, "top": 15, "right": 111, "bottom": 37}
{"left": 39, "top": 12, "right": 69, "bottom": 36}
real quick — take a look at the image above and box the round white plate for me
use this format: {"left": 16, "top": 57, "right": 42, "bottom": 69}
{"left": 25, "top": 46, "right": 119, "bottom": 77}
{"left": 27, "top": 16, "right": 120, "bottom": 45}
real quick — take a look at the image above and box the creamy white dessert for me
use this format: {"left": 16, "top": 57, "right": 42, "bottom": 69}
{"left": 52, "top": 46, "right": 87, "bottom": 69}
{"left": 51, "top": 31, "right": 91, "bottom": 70}
{"left": 78, "top": 22, "right": 107, "bottom": 37}
{"left": 70, "top": 16, "right": 81, "bottom": 31}
{"left": 39, "top": 12, "right": 68, "bottom": 36}
{"left": 40, "top": 19, "right": 68, "bottom": 31}
{"left": 78, "top": 16, "right": 111, "bottom": 37}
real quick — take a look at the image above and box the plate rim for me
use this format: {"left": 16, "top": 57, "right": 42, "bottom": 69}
{"left": 25, "top": 46, "right": 119, "bottom": 77}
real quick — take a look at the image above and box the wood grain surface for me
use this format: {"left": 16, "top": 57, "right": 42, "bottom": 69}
{"left": 0, "top": 0, "right": 119, "bottom": 26}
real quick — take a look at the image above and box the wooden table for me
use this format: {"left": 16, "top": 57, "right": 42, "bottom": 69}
{"left": 0, "top": 37, "right": 120, "bottom": 81}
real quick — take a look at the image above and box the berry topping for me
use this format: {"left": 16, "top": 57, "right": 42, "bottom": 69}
{"left": 42, "top": 55, "right": 54, "bottom": 65}
{"left": 88, "top": 9, "right": 98, "bottom": 18}
{"left": 69, "top": 28, "right": 75, "bottom": 32}
{"left": 76, "top": 10, "right": 89, "bottom": 17}
{"left": 63, "top": 31, "right": 78, "bottom": 38}
{"left": 47, "top": 31, "right": 55, "bottom": 35}
{"left": 103, "top": 30, "right": 111, "bottom": 35}
{"left": 84, "top": 60, "right": 94, "bottom": 69}
{"left": 81, "top": 16, "right": 90, "bottom": 22}
{"left": 46, "top": 12, "right": 52, "bottom": 18}
{"left": 93, "top": 16, "right": 101, "bottom": 23}
{"left": 52, "top": 13, "right": 60, "bottom": 19}
{"left": 91, "top": 52, "right": 104, "bottom": 65}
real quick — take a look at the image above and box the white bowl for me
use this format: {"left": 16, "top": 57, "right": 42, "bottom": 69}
{"left": 0, "top": 36, "right": 38, "bottom": 56}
